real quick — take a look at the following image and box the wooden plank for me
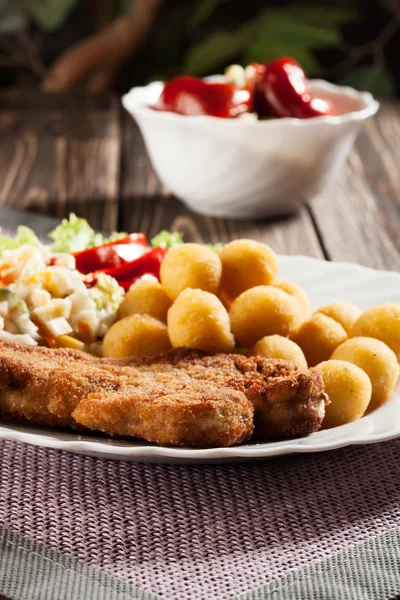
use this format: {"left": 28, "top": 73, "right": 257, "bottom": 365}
{"left": 119, "top": 110, "right": 324, "bottom": 258}
{"left": 0, "top": 91, "right": 120, "bottom": 232}
{"left": 309, "top": 103, "right": 400, "bottom": 271}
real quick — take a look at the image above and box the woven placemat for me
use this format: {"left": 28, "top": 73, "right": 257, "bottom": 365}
{"left": 0, "top": 439, "right": 399, "bottom": 600}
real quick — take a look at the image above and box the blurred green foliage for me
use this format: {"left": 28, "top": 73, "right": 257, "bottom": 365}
{"left": 143, "top": 0, "right": 399, "bottom": 97}
{"left": 0, "top": 0, "right": 398, "bottom": 96}
{"left": 338, "top": 66, "right": 396, "bottom": 97}
{"left": 0, "top": 0, "right": 77, "bottom": 32}
{"left": 185, "top": 5, "right": 354, "bottom": 77}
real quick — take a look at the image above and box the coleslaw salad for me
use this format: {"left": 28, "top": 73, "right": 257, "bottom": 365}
{"left": 0, "top": 215, "right": 181, "bottom": 353}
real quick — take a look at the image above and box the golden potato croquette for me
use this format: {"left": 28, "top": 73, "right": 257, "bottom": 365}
{"left": 332, "top": 337, "right": 399, "bottom": 411}
{"left": 253, "top": 335, "right": 308, "bottom": 370}
{"left": 274, "top": 280, "right": 310, "bottom": 319}
{"left": 160, "top": 244, "right": 222, "bottom": 301}
{"left": 229, "top": 286, "right": 305, "bottom": 348}
{"left": 317, "top": 360, "right": 372, "bottom": 428}
{"left": 219, "top": 239, "right": 278, "bottom": 299}
{"left": 168, "top": 289, "right": 235, "bottom": 353}
{"left": 315, "top": 301, "right": 362, "bottom": 335}
{"left": 117, "top": 280, "right": 172, "bottom": 322}
{"left": 351, "top": 303, "right": 400, "bottom": 361}
{"left": 103, "top": 314, "right": 171, "bottom": 358}
{"left": 291, "top": 314, "right": 347, "bottom": 367}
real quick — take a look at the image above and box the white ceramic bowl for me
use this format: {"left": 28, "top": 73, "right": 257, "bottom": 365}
{"left": 122, "top": 78, "right": 379, "bottom": 219}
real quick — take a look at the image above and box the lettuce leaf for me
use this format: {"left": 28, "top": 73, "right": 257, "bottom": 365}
{"left": 151, "top": 230, "right": 184, "bottom": 249}
{"left": 49, "top": 214, "right": 101, "bottom": 252}
{"left": 106, "top": 231, "right": 128, "bottom": 243}
{"left": 206, "top": 243, "right": 224, "bottom": 253}
{"left": 49, "top": 214, "right": 127, "bottom": 253}
{"left": 0, "top": 226, "right": 41, "bottom": 256}
{"left": 151, "top": 230, "right": 223, "bottom": 252}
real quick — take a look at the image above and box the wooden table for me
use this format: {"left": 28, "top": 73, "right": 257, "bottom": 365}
{"left": 0, "top": 88, "right": 399, "bottom": 269}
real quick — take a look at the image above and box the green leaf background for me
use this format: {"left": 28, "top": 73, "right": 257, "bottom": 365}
{"left": 0, "top": 0, "right": 396, "bottom": 97}
{"left": 30, "top": 0, "right": 78, "bottom": 31}
{"left": 338, "top": 66, "right": 396, "bottom": 97}
{"left": 0, "top": 1, "right": 24, "bottom": 34}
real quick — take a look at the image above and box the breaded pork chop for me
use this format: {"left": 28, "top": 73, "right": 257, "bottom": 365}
{"left": 0, "top": 342, "right": 253, "bottom": 447}
{"left": 0, "top": 341, "right": 328, "bottom": 447}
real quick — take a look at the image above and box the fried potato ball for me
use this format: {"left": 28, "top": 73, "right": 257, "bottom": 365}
{"left": 103, "top": 314, "right": 171, "bottom": 359}
{"left": 291, "top": 314, "right": 348, "bottom": 367}
{"left": 168, "top": 288, "right": 235, "bottom": 353}
{"left": 317, "top": 360, "right": 372, "bottom": 428}
{"left": 219, "top": 239, "right": 278, "bottom": 299}
{"left": 160, "top": 244, "right": 222, "bottom": 301}
{"left": 253, "top": 335, "right": 308, "bottom": 370}
{"left": 331, "top": 337, "right": 399, "bottom": 411}
{"left": 274, "top": 280, "right": 310, "bottom": 320}
{"left": 117, "top": 280, "right": 172, "bottom": 322}
{"left": 350, "top": 303, "right": 400, "bottom": 361}
{"left": 229, "top": 286, "right": 305, "bottom": 348}
{"left": 315, "top": 301, "right": 362, "bottom": 335}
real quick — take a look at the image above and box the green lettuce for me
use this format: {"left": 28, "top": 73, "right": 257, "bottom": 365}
{"left": 106, "top": 231, "right": 128, "bottom": 243}
{"left": 0, "top": 225, "right": 40, "bottom": 256}
{"left": 49, "top": 214, "right": 127, "bottom": 253}
{"left": 49, "top": 214, "right": 102, "bottom": 252}
{"left": 151, "top": 230, "right": 184, "bottom": 249}
{"left": 2, "top": 214, "right": 223, "bottom": 262}
{"left": 151, "top": 230, "right": 223, "bottom": 252}
{"left": 206, "top": 243, "right": 224, "bottom": 253}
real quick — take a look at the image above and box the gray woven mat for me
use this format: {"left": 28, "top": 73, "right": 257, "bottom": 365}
{"left": 0, "top": 439, "right": 399, "bottom": 599}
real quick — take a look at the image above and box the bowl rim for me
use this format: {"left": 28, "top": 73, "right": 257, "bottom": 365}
{"left": 122, "top": 77, "right": 380, "bottom": 129}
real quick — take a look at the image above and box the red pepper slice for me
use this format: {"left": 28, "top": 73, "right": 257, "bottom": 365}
{"left": 153, "top": 75, "right": 253, "bottom": 118}
{"left": 295, "top": 96, "right": 337, "bottom": 118}
{"left": 98, "top": 246, "right": 167, "bottom": 289}
{"left": 81, "top": 274, "right": 98, "bottom": 288}
{"left": 254, "top": 57, "right": 337, "bottom": 119}
{"left": 73, "top": 233, "right": 148, "bottom": 274}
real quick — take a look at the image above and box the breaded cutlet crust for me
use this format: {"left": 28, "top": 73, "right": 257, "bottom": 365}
{"left": 0, "top": 341, "right": 327, "bottom": 447}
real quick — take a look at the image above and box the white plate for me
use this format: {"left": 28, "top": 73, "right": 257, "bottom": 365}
{"left": 1, "top": 256, "right": 399, "bottom": 463}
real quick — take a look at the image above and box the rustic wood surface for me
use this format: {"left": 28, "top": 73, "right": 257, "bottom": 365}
{"left": 0, "top": 89, "right": 399, "bottom": 270}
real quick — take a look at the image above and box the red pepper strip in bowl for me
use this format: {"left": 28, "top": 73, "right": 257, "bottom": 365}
{"left": 253, "top": 57, "right": 337, "bottom": 119}
{"left": 98, "top": 246, "right": 167, "bottom": 291}
{"left": 154, "top": 75, "right": 253, "bottom": 118}
{"left": 296, "top": 96, "right": 337, "bottom": 118}
{"left": 73, "top": 233, "right": 148, "bottom": 274}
